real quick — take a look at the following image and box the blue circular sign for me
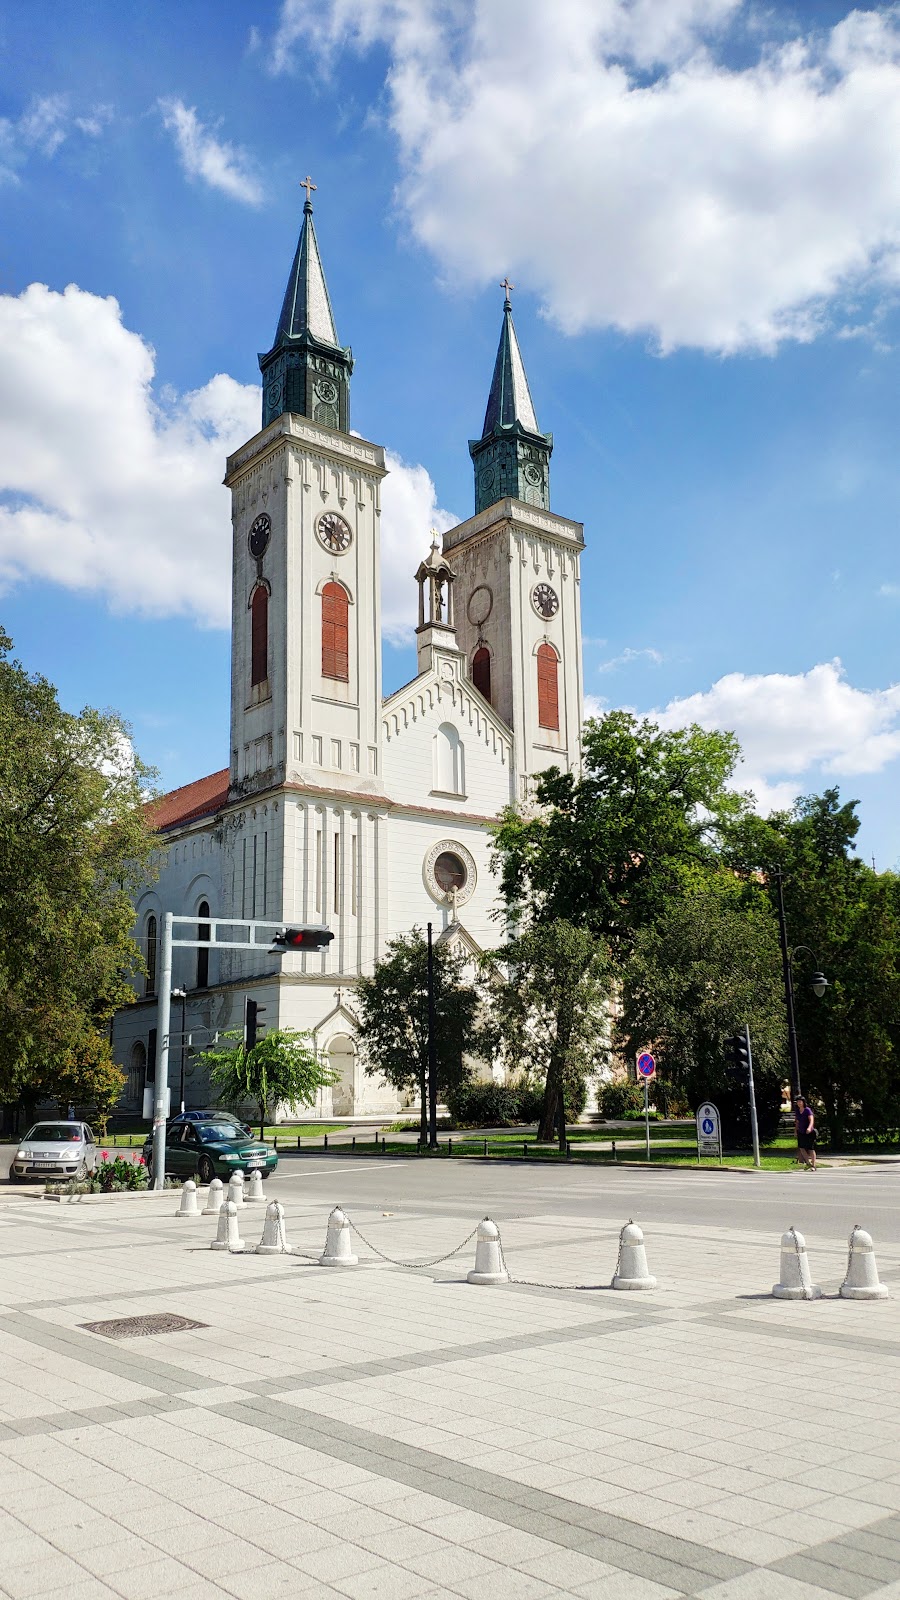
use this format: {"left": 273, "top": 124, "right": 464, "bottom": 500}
{"left": 702, "top": 1117, "right": 714, "bottom": 1135}
{"left": 637, "top": 1052, "right": 656, "bottom": 1078}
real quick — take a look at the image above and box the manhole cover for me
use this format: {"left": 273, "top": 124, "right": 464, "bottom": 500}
{"left": 80, "top": 1312, "right": 208, "bottom": 1339}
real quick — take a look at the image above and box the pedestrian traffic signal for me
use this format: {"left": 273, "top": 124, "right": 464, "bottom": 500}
{"left": 244, "top": 997, "right": 266, "bottom": 1051}
{"left": 272, "top": 926, "right": 334, "bottom": 951}
{"left": 724, "top": 1033, "right": 751, "bottom": 1080}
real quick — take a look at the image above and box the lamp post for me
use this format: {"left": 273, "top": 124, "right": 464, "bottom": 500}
{"left": 171, "top": 988, "right": 188, "bottom": 1113}
{"left": 426, "top": 923, "right": 438, "bottom": 1150}
{"left": 771, "top": 868, "right": 828, "bottom": 1102}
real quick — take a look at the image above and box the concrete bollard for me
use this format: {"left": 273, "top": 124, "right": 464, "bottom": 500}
{"left": 227, "top": 1171, "right": 245, "bottom": 1208}
{"left": 466, "top": 1218, "right": 509, "bottom": 1285}
{"left": 257, "top": 1200, "right": 288, "bottom": 1255}
{"left": 840, "top": 1226, "right": 889, "bottom": 1300}
{"left": 175, "top": 1179, "right": 200, "bottom": 1218}
{"left": 318, "top": 1206, "right": 359, "bottom": 1267}
{"left": 773, "top": 1228, "right": 822, "bottom": 1299}
{"left": 247, "top": 1169, "right": 266, "bottom": 1204}
{"left": 611, "top": 1221, "right": 657, "bottom": 1290}
{"left": 201, "top": 1178, "right": 224, "bottom": 1216}
{"left": 210, "top": 1200, "right": 244, "bottom": 1253}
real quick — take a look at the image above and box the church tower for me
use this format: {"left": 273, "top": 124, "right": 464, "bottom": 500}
{"left": 446, "top": 285, "right": 584, "bottom": 795}
{"left": 225, "top": 183, "right": 386, "bottom": 804}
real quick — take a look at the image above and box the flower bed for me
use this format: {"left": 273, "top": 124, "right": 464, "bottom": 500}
{"left": 45, "top": 1150, "right": 177, "bottom": 1195}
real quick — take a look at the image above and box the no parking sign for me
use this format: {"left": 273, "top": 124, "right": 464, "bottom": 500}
{"left": 637, "top": 1052, "right": 656, "bottom": 1079}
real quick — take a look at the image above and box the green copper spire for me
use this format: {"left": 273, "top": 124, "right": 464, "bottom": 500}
{"left": 258, "top": 177, "right": 353, "bottom": 432}
{"left": 469, "top": 280, "right": 552, "bottom": 514}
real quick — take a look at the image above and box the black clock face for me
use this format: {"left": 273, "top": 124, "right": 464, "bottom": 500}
{"left": 317, "top": 512, "right": 352, "bottom": 553}
{"left": 248, "top": 514, "right": 271, "bottom": 559}
{"left": 533, "top": 582, "right": 559, "bottom": 619}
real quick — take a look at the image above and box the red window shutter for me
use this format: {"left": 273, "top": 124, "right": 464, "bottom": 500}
{"left": 322, "top": 582, "right": 349, "bottom": 681}
{"left": 250, "top": 587, "right": 268, "bottom": 687}
{"left": 537, "top": 643, "right": 559, "bottom": 730}
{"left": 472, "top": 647, "right": 491, "bottom": 703}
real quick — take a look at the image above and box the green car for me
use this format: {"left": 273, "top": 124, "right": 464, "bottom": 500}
{"left": 143, "top": 1120, "right": 278, "bottom": 1185}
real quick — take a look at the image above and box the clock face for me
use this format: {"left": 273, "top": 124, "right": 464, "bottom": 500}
{"left": 532, "top": 582, "right": 559, "bottom": 619}
{"left": 317, "top": 512, "right": 352, "bottom": 554}
{"left": 248, "top": 514, "right": 271, "bottom": 559}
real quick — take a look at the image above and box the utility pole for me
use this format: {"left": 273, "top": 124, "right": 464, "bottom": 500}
{"left": 151, "top": 912, "right": 174, "bottom": 1191}
{"left": 772, "top": 867, "right": 802, "bottom": 1102}
{"left": 427, "top": 922, "right": 438, "bottom": 1149}
{"left": 744, "top": 1023, "right": 761, "bottom": 1169}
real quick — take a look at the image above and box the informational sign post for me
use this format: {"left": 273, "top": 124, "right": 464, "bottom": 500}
{"left": 637, "top": 1052, "right": 656, "bottom": 1160}
{"left": 696, "top": 1101, "right": 722, "bottom": 1165}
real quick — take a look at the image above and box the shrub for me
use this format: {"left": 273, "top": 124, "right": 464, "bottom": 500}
{"left": 446, "top": 1081, "right": 522, "bottom": 1127}
{"left": 596, "top": 1078, "right": 646, "bottom": 1120}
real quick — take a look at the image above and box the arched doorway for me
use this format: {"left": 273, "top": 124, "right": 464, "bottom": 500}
{"left": 127, "top": 1042, "right": 146, "bottom": 1110}
{"left": 328, "top": 1034, "right": 356, "bottom": 1116}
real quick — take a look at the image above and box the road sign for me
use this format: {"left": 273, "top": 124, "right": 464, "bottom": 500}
{"left": 637, "top": 1052, "right": 656, "bottom": 1079}
{"left": 696, "top": 1101, "right": 721, "bottom": 1161}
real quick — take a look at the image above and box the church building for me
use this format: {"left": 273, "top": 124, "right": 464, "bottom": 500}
{"left": 116, "top": 189, "right": 586, "bottom": 1117}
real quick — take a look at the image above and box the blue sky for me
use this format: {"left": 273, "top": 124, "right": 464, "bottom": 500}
{"left": 2, "top": 0, "right": 900, "bottom": 865}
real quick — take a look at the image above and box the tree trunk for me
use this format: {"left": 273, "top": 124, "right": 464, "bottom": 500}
{"left": 537, "top": 1075, "right": 559, "bottom": 1143}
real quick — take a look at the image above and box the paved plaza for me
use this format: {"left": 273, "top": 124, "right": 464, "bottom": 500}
{"left": 0, "top": 1158, "right": 899, "bottom": 1600}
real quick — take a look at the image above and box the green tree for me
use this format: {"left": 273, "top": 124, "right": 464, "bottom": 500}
{"left": 480, "top": 920, "right": 611, "bottom": 1146}
{"left": 353, "top": 929, "right": 482, "bottom": 1140}
{"left": 0, "top": 628, "right": 156, "bottom": 1122}
{"left": 491, "top": 711, "right": 744, "bottom": 954}
{"left": 53, "top": 1026, "right": 127, "bottom": 1139}
{"left": 726, "top": 790, "right": 900, "bottom": 1144}
{"left": 619, "top": 877, "right": 787, "bottom": 1145}
{"left": 198, "top": 1028, "right": 336, "bottom": 1139}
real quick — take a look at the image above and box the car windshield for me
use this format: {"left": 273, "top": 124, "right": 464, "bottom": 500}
{"left": 195, "top": 1125, "right": 234, "bottom": 1144}
{"left": 25, "top": 1125, "right": 81, "bottom": 1142}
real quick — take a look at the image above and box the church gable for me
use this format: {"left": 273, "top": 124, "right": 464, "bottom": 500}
{"left": 382, "top": 657, "right": 512, "bottom": 814}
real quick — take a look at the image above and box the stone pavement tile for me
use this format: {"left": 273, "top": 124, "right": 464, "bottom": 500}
{"left": 332, "top": 1565, "right": 441, "bottom": 1599}
{"left": 652, "top": 1481, "right": 738, "bottom": 1511}
{"left": 543, "top": 1479, "right": 633, "bottom": 1512}
{"left": 744, "top": 1484, "right": 829, "bottom": 1512}
{"left": 464, "top": 1531, "right": 561, "bottom": 1565}
{"left": 341, "top": 1476, "right": 425, "bottom": 1509}
{"left": 767, "top": 1555, "right": 877, "bottom": 1599}
{"left": 1, "top": 1551, "right": 94, "bottom": 1598}
{"left": 354, "top": 1525, "right": 453, "bottom": 1562}
{"left": 104, "top": 1556, "right": 201, "bottom": 1599}
{"left": 571, "top": 1573, "right": 681, "bottom": 1600}
{"left": 292, "top": 1541, "right": 387, "bottom": 1584}
{"left": 650, "top": 1509, "right": 748, "bottom": 1545}
{"left": 760, "top": 1512, "right": 871, "bottom": 1546}
{"left": 702, "top": 1497, "right": 791, "bottom": 1529}
{"left": 847, "top": 1482, "right": 900, "bottom": 1512}
{"left": 517, "top": 1548, "right": 618, "bottom": 1587}
{"left": 403, "top": 1547, "right": 503, "bottom": 1585}
{"left": 71, "top": 1537, "right": 165, "bottom": 1578}
{"left": 181, "top": 1536, "right": 279, "bottom": 1581}
{"left": 698, "top": 1569, "right": 842, "bottom": 1598}
{"left": 15, "top": 1582, "right": 123, "bottom": 1600}
{"left": 792, "top": 1467, "right": 875, "bottom": 1495}
{"left": 709, "top": 1530, "right": 802, "bottom": 1565}
{"left": 214, "top": 1561, "right": 325, "bottom": 1599}
{"left": 417, "top": 1508, "right": 510, "bottom": 1543}
{"left": 450, "top": 1574, "right": 560, "bottom": 1600}
{"left": 810, "top": 1498, "right": 896, "bottom": 1532}
{"left": 316, "top": 1504, "right": 411, "bottom": 1541}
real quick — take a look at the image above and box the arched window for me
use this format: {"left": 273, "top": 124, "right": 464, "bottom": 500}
{"left": 434, "top": 722, "right": 464, "bottom": 795}
{"left": 145, "top": 914, "right": 158, "bottom": 996}
{"left": 250, "top": 586, "right": 268, "bottom": 687}
{"left": 322, "top": 582, "right": 349, "bottom": 681}
{"left": 197, "top": 900, "right": 210, "bottom": 989}
{"left": 472, "top": 646, "right": 491, "bottom": 703}
{"left": 537, "top": 643, "right": 559, "bottom": 731}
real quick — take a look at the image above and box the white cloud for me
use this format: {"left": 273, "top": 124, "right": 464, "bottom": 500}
{"left": 656, "top": 660, "right": 900, "bottom": 811}
{"left": 0, "top": 283, "right": 452, "bottom": 641}
{"left": 597, "top": 645, "right": 664, "bottom": 673}
{"left": 268, "top": 0, "right": 900, "bottom": 354}
{"left": 158, "top": 99, "right": 263, "bottom": 205}
{"left": 0, "top": 94, "right": 109, "bottom": 183}
{"left": 879, "top": 582, "right": 900, "bottom": 598}
{"left": 380, "top": 451, "right": 457, "bottom": 644}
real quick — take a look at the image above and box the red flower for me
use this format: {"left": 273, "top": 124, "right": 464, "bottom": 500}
{"left": 136, "top": 1155, "right": 145, "bottom": 1165}
{"left": 101, "top": 1150, "right": 109, "bottom": 1160}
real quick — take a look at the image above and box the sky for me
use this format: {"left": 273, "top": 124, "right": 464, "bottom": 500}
{"left": 2, "top": 0, "right": 900, "bottom": 866}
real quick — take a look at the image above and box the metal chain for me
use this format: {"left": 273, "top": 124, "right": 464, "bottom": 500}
{"left": 788, "top": 1224, "right": 814, "bottom": 1301}
{"left": 493, "top": 1222, "right": 618, "bottom": 1292}
{"left": 343, "top": 1211, "right": 479, "bottom": 1268}
{"left": 839, "top": 1223, "right": 859, "bottom": 1294}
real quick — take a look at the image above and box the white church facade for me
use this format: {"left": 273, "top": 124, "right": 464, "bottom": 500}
{"left": 114, "top": 192, "right": 586, "bottom": 1118}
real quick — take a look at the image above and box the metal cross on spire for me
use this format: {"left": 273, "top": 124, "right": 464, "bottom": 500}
{"left": 500, "top": 277, "right": 515, "bottom": 303}
{"left": 300, "top": 174, "right": 317, "bottom": 205}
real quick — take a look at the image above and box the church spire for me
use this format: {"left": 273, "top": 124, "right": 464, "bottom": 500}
{"left": 469, "top": 281, "right": 553, "bottom": 514}
{"left": 258, "top": 178, "right": 353, "bottom": 433}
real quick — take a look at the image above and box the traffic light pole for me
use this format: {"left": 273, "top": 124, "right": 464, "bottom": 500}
{"left": 744, "top": 1023, "right": 761, "bottom": 1170}
{"left": 426, "top": 923, "right": 438, "bottom": 1150}
{"left": 773, "top": 868, "right": 802, "bottom": 1102}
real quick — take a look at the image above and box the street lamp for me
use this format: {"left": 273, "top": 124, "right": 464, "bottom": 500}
{"left": 770, "top": 868, "right": 829, "bottom": 1102}
{"left": 171, "top": 988, "right": 188, "bottom": 1113}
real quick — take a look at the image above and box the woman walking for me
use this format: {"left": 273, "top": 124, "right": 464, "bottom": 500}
{"left": 794, "top": 1096, "right": 817, "bottom": 1170}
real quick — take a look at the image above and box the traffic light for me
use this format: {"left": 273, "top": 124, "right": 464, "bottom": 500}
{"left": 724, "top": 1032, "right": 751, "bottom": 1081}
{"left": 244, "top": 997, "right": 266, "bottom": 1051}
{"left": 272, "top": 926, "right": 334, "bottom": 951}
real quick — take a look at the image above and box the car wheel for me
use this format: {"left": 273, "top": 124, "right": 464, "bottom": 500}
{"left": 75, "top": 1160, "right": 87, "bottom": 1180}
{"left": 198, "top": 1156, "right": 215, "bottom": 1184}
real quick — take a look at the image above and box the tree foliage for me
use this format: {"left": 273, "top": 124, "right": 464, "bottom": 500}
{"left": 726, "top": 790, "right": 900, "bottom": 1143}
{"left": 480, "top": 920, "right": 611, "bottom": 1144}
{"left": 619, "top": 876, "right": 786, "bottom": 1143}
{"left": 0, "top": 628, "right": 156, "bottom": 1117}
{"left": 491, "top": 711, "right": 744, "bottom": 953}
{"left": 198, "top": 1028, "right": 335, "bottom": 1138}
{"left": 353, "top": 929, "right": 482, "bottom": 1109}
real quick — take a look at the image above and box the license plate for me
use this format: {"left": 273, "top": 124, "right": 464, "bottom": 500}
{"left": 246, "top": 1161, "right": 264, "bottom": 1169}
{"left": 35, "top": 1162, "right": 57, "bottom": 1169}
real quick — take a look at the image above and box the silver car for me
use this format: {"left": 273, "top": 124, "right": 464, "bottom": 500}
{"left": 10, "top": 1121, "right": 97, "bottom": 1182}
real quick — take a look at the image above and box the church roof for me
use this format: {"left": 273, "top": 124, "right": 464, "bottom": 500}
{"left": 481, "top": 292, "right": 540, "bottom": 436}
{"left": 146, "top": 768, "right": 229, "bottom": 832}
{"left": 273, "top": 199, "right": 340, "bottom": 348}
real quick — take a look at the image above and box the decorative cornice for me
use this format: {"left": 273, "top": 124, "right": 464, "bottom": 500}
{"left": 443, "top": 497, "right": 583, "bottom": 555}
{"left": 225, "top": 414, "right": 386, "bottom": 485}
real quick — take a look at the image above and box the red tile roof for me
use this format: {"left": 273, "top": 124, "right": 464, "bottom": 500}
{"left": 146, "top": 769, "right": 230, "bottom": 832}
